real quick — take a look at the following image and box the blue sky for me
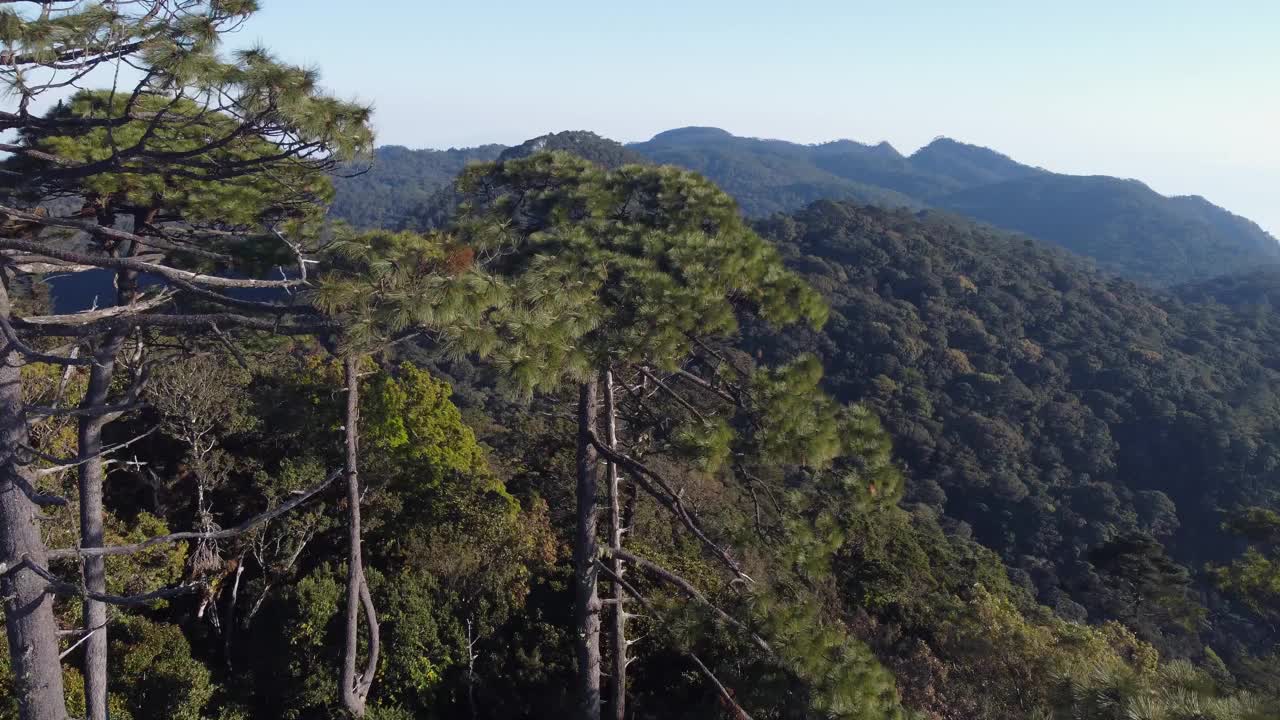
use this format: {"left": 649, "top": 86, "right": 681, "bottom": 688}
{"left": 238, "top": 1, "right": 1279, "bottom": 234}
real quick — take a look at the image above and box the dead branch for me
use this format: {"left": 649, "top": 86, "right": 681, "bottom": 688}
{"left": 47, "top": 468, "right": 343, "bottom": 560}
{"left": 586, "top": 430, "right": 752, "bottom": 583}
{"left": 596, "top": 560, "right": 755, "bottom": 720}
{"left": 605, "top": 547, "right": 770, "bottom": 654}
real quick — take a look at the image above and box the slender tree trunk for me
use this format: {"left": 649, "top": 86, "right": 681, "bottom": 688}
{"left": 80, "top": 233, "right": 139, "bottom": 720}
{"left": 0, "top": 279, "right": 70, "bottom": 720}
{"left": 575, "top": 380, "right": 603, "bottom": 720}
{"left": 78, "top": 331, "right": 125, "bottom": 720}
{"left": 603, "top": 370, "right": 627, "bottom": 720}
{"left": 339, "top": 355, "right": 379, "bottom": 717}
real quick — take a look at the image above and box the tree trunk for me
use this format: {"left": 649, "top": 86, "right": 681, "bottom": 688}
{"left": 575, "top": 380, "right": 602, "bottom": 720}
{"left": 78, "top": 331, "right": 125, "bottom": 720}
{"left": 603, "top": 369, "right": 627, "bottom": 720}
{"left": 0, "top": 279, "right": 70, "bottom": 720}
{"left": 80, "top": 234, "right": 138, "bottom": 720}
{"left": 339, "top": 355, "right": 379, "bottom": 717}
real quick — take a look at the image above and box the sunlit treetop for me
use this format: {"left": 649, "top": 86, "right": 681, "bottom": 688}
{"left": 452, "top": 151, "right": 828, "bottom": 393}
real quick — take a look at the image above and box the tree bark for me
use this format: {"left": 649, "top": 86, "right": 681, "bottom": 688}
{"left": 575, "top": 380, "right": 602, "bottom": 720}
{"left": 77, "top": 331, "right": 126, "bottom": 720}
{"left": 339, "top": 355, "right": 379, "bottom": 717}
{"left": 0, "top": 279, "right": 70, "bottom": 720}
{"left": 603, "top": 369, "right": 627, "bottom": 720}
{"left": 80, "top": 231, "right": 140, "bottom": 720}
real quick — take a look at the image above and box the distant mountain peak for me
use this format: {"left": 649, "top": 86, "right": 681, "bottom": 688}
{"left": 814, "top": 139, "right": 903, "bottom": 158}
{"left": 498, "top": 130, "right": 647, "bottom": 168}
{"left": 912, "top": 136, "right": 1019, "bottom": 161}
{"left": 646, "top": 126, "right": 734, "bottom": 143}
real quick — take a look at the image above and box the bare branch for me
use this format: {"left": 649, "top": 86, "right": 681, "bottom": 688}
{"left": 605, "top": 548, "right": 770, "bottom": 654}
{"left": 639, "top": 366, "right": 709, "bottom": 422}
{"left": 20, "top": 291, "right": 175, "bottom": 325}
{"left": 20, "top": 311, "right": 334, "bottom": 337}
{"left": 47, "top": 468, "right": 343, "bottom": 560}
{"left": 9, "top": 470, "right": 69, "bottom": 507}
{"left": 0, "top": 312, "right": 93, "bottom": 365}
{"left": 597, "top": 560, "right": 755, "bottom": 720}
{"left": 586, "top": 430, "right": 751, "bottom": 583}
{"left": 27, "top": 426, "right": 158, "bottom": 476}
{"left": 0, "top": 215, "right": 305, "bottom": 289}
{"left": 18, "top": 557, "right": 203, "bottom": 607}
{"left": 672, "top": 367, "right": 738, "bottom": 405}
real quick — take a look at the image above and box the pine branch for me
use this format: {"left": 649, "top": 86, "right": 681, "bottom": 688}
{"left": 0, "top": 217, "right": 305, "bottom": 290}
{"left": 0, "top": 313, "right": 93, "bottom": 365}
{"left": 672, "top": 367, "right": 738, "bottom": 405}
{"left": 638, "top": 366, "right": 709, "bottom": 422}
{"left": 19, "top": 312, "right": 335, "bottom": 337}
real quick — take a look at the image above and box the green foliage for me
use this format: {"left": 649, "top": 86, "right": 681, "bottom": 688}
{"left": 19, "top": 91, "right": 333, "bottom": 225}
{"left": 1053, "top": 658, "right": 1279, "bottom": 720}
{"left": 237, "top": 357, "right": 556, "bottom": 718}
{"left": 362, "top": 364, "right": 489, "bottom": 479}
{"left": 453, "top": 150, "right": 827, "bottom": 395}
{"left": 742, "top": 355, "right": 844, "bottom": 467}
{"left": 311, "top": 227, "right": 503, "bottom": 355}
{"left": 107, "top": 616, "right": 217, "bottom": 720}
{"left": 1210, "top": 507, "right": 1280, "bottom": 625}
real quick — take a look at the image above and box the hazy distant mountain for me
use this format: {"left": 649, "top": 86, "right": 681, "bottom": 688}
{"left": 629, "top": 127, "right": 924, "bottom": 215}
{"left": 937, "top": 174, "right": 1280, "bottom": 286}
{"left": 908, "top": 137, "right": 1042, "bottom": 188}
{"left": 628, "top": 128, "right": 1280, "bottom": 285}
{"left": 329, "top": 128, "right": 1280, "bottom": 285}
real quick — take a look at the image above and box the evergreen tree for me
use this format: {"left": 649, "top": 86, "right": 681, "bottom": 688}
{"left": 0, "top": 3, "right": 370, "bottom": 718}
{"left": 450, "top": 151, "right": 901, "bottom": 719}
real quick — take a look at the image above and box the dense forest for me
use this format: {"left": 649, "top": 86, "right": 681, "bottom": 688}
{"left": 752, "top": 202, "right": 1280, "bottom": 653}
{"left": 1, "top": 4, "right": 1279, "bottom": 720}
{"left": 328, "top": 145, "right": 505, "bottom": 230}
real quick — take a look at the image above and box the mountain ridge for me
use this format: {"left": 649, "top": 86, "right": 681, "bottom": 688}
{"left": 330, "top": 127, "right": 1280, "bottom": 285}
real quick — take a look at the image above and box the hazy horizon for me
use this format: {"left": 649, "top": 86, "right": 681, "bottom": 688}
{"left": 240, "top": 1, "right": 1279, "bottom": 236}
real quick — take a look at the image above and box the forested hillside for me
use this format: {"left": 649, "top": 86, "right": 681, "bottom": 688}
{"left": 1, "top": 5, "right": 1278, "bottom": 720}
{"left": 938, "top": 175, "right": 1280, "bottom": 285}
{"left": 330, "top": 144, "right": 504, "bottom": 229}
{"left": 751, "top": 202, "right": 1280, "bottom": 663}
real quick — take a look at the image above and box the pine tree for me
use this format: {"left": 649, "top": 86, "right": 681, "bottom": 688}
{"left": 0, "top": 4, "right": 370, "bottom": 718}
{"left": 310, "top": 226, "right": 512, "bottom": 716}
{"left": 450, "top": 151, "right": 898, "bottom": 720}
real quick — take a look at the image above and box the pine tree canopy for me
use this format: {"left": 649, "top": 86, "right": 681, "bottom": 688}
{"left": 453, "top": 151, "right": 826, "bottom": 385}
